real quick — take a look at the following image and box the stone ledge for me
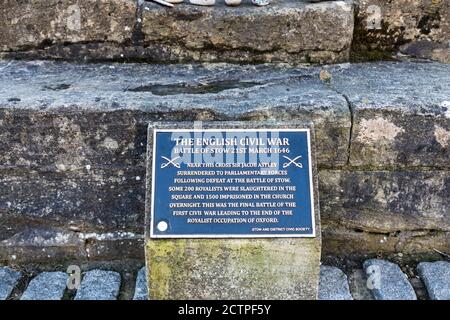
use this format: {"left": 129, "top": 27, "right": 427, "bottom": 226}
{"left": 0, "top": 0, "right": 354, "bottom": 64}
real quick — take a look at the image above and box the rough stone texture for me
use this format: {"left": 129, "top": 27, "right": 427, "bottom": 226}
{"left": 0, "top": 228, "right": 86, "bottom": 264}
{"left": 0, "top": 1, "right": 354, "bottom": 64}
{"left": 320, "top": 170, "right": 450, "bottom": 234}
{"left": 319, "top": 266, "right": 353, "bottom": 300}
{"left": 352, "top": 0, "right": 450, "bottom": 61}
{"left": 348, "top": 269, "right": 374, "bottom": 300}
{"left": 417, "top": 261, "right": 450, "bottom": 300}
{"left": 332, "top": 62, "right": 450, "bottom": 169}
{"left": 145, "top": 121, "right": 321, "bottom": 300}
{"left": 74, "top": 269, "right": 121, "bottom": 300}
{"left": 147, "top": 238, "right": 321, "bottom": 300}
{"left": 140, "top": 0, "right": 354, "bottom": 64}
{"left": 363, "top": 259, "right": 417, "bottom": 300}
{"left": 21, "top": 272, "right": 68, "bottom": 300}
{"left": 0, "top": 0, "right": 136, "bottom": 52}
{"left": 0, "top": 267, "right": 22, "bottom": 300}
{"left": 399, "top": 40, "right": 450, "bottom": 64}
{"left": 133, "top": 267, "right": 148, "bottom": 300}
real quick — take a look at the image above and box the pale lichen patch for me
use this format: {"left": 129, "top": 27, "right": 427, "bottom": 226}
{"left": 101, "top": 137, "right": 119, "bottom": 150}
{"left": 434, "top": 125, "right": 450, "bottom": 148}
{"left": 358, "top": 117, "right": 404, "bottom": 143}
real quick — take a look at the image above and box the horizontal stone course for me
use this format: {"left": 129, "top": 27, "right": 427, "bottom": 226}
{"left": 319, "top": 170, "right": 450, "bottom": 233}
{"left": 0, "top": 0, "right": 354, "bottom": 64}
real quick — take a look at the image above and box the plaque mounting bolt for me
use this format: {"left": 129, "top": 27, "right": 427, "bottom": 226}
{"left": 157, "top": 221, "right": 169, "bottom": 232}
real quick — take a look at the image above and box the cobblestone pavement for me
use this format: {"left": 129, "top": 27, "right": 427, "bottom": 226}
{"left": 1, "top": 260, "right": 449, "bottom": 300}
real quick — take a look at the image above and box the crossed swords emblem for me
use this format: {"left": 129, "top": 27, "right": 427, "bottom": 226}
{"left": 282, "top": 155, "right": 303, "bottom": 169}
{"left": 161, "top": 156, "right": 181, "bottom": 169}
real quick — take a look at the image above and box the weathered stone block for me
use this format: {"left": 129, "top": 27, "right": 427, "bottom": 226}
{"left": 75, "top": 269, "right": 121, "bottom": 300}
{"left": 146, "top": 238, "right": 321, "bottom": 300}
{"left": 352, "top": 0, "right": 450, "bottom": 60}
{"left": 319, "top": 266, "right": 353, "bottom": 300}
{"left": 0, "top": 0, "right": 136, "bottom": 52}
{"left": 363, "top": 259, "right": 416, "bottom": 300}
{"left": 0, "top": 1, "right": 354, "bottom": 64}
{"left": 319, "top": 170, "right": 450, "bottom": 233}
{"left": 21, "top": 272, "right": 68, "bottom": 300}
{"left": 0, "top": 228, "right": 86, "bottom": 264}
{"left": 0, "top": 267, "right": 22, "bottom": 300}
{"left": 332, "top": 62, "right": 450, "bottom": 168}
{"left": 417, "top": 261, "right": 450, "bottom": 300}
{"left": 140, "top": 0, "right": 354, "bottom": 64}
{"left": 0, "top": 60, "right": 449, "bottom": 261}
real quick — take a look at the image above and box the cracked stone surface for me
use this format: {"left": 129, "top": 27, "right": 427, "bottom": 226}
{"left": 331, "top": 61, "right": 450, "bottom": 169}
{"left": 74, "top": 270, "right": 121, "bottom": 300}
{"left": 21, "top": 272, "right": 68, "bottom": 300}
{"left": 417, "top": 261, "right": 450, "bottom": 300}
{"left": 0, "top": 267, "right": 22, "bottom": 300}
{"left": 363, "top": 259, "right": 417, "bottom": 300}
{"left": 319, "top": 266, "right": 353, "bottom": 300}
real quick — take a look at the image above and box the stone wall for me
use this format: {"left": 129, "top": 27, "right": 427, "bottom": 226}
{"left": 0, "top": 60, "right": 448, "bottom": 264}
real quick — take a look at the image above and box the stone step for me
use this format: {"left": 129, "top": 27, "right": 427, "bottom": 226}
{"left": 1, "top": 1, "right": 448, "bottom": 64}
{"left": 0, "top": 60, "right": 448, "bottom": 263}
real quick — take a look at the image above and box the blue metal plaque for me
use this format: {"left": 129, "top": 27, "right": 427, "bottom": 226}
{"left": 150, "top": 129, "right": 316, "bottom": 238}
